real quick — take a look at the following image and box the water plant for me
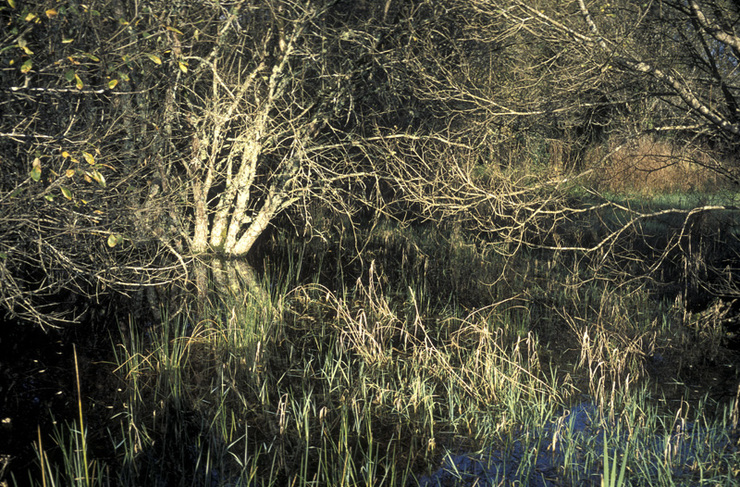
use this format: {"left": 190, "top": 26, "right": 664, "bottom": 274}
{"left": 11, "top": 219, "right": 740, "bottom": 486}
{"left": 601, "top": 425, "right": 629, "bottom": 487}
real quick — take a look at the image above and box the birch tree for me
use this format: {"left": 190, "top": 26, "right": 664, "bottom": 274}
{"left": 178, "top": 2, "right": 351, "bottom": 256}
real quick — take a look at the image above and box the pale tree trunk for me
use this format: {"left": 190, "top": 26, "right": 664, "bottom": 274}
{"left": 191, "top": 179, "right": 211, "bottom": 254}
{"left": 185, "top": 7, "right": 306, "bottom": 260}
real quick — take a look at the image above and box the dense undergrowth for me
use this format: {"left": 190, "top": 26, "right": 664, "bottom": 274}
{"left": 12, "top": 202, "right": 740, "bottom": 486}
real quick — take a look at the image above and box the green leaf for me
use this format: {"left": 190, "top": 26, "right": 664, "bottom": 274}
{"left": 29, "top": 158, "right": 41, "bottom": 181}
{"left": 88, "top": 169, "right": 106, "bottom": 188}
{"left": 64, "top": 69, "right": 75, "bottom": 82}
{"left": 44, "top": 194, "right": 54, "bottom": 202}
{"left": 83, "top": 52, "right": 100, "bottom": 62}
{"left": 0, "top": 252, "right": 7, "bottom": 259}
{"left": 8, "top": 0, "right": 16, "bottom": 9}
{"left": 107, "top": 234, "right": 123, "bottom": 247}
{"left": 145, "top": 53, "right": 162, "bottom": 65}
{"left": 20, "top": 59, "right": 32, "bottom": 74}
{"left": 60, "top": 186, "right": 73, "bottom": 200}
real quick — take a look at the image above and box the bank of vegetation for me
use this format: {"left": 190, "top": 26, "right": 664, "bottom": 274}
{"left": 2, "top": 0, "right": 740, "bottom": 485}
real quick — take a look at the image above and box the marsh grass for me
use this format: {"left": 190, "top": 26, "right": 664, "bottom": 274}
{"left": 16, "top": 219, "right": 740, "bottom": 486}
{"left": 587, "top": 136, "right": 728, "bottom": 196}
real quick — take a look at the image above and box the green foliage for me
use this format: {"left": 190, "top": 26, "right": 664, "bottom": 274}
{"left": 601, "top": 424, "right": 630, "bottom": 487}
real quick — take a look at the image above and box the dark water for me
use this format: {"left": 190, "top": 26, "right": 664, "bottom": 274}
{"left": 415, "top": 402, "right": 738, "bottom": 486}
{"left": 0, "top": 317, "right": 94, "bottom": 485}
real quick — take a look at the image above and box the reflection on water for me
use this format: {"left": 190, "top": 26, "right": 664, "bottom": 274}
{"left": 416, "top": 401, "right": 737, "bottom": 487}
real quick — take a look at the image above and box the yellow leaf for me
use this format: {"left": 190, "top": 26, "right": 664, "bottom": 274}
{"left": 145, "top": 53, "right": 162, "bottom": 65}
{"left": 46, "top": 9, "right": 58, "bottom": 17}
{"left": 18, "top": 38, "right": 33, "bottom": 55}
{"left": 82, "top": 152, "right": 95, "bottom": 165}
{"left": 107, "top": 234, "right": 123, "bottom": 248}
{"left": 20, "top": 59, "right": 32, "bottom": 74}
{"left": 25, "top": 13, "right": 37, "bottom": 22}
{"left": 177, "top": 60, "right": 188, "bottom": 73}
{"left": 86, "top": 170, "right": 106, "bottom": 187}
{"left": 30, "top": 158, "right": 41, "bottom": 181}
{"left": 75, "top": 74, "right": 83, "bottom": 90}
{"left": 61, "top": 151, "right": 70, "bottom": 159}
{"left": 65, "top": 169, "right": 75, "bottom": 177}
{"left": 90, "top": 169, "right": 106, "bottom": 187}
{"left": 8, "top": 0, "right": 16, "bottom": 9}
{"left": 62, "top": 37, "right": 74, "bottom": 44}
{"left": 108, "top": 79, "right": 118, "bottom": 89}
{"left": 166, "top": 26, "right": 183, "bottom": 35}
